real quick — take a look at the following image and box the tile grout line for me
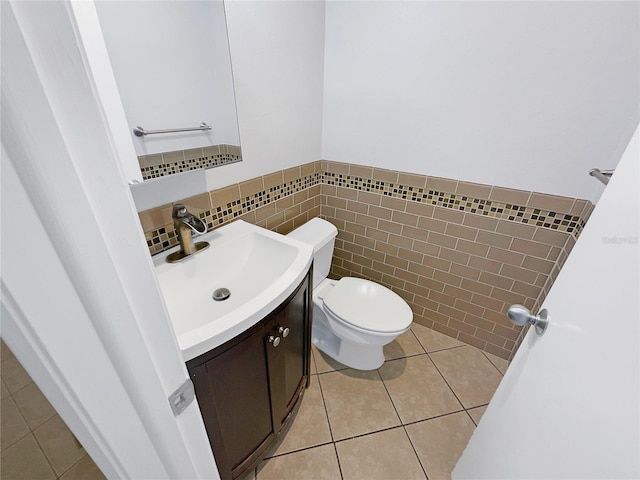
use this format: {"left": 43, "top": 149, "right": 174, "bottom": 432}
{"left": 427, "top": 347, "right": 500, "bottom": 421}
{"left": 479, "top": 350, "right": 508, "bottom": 376}
{"left": 2, "top": 387, "right": 30, "bottom": 452}
{"left": 312, "top": 367, "right": 338, "bottom": 445}
{"left": 309, "top": 359, "right": 345, "bottom": 480}
{"left": 264, "top": 439, "right": 336, "bottom": 459}
{"left": 464, "top": 404, "right": 490, "bottom": 427}
{"left": 375, "top": 359, "right": 430, "bottom": 480}
{"left": 30, "top": 416, "right": 61, "bottom": 479}
{"left": 332, "top": 442, "right": 345, "bottom": 480}
{"left": 421, "top": 343, "right": 468, "bottom": 355}
{"left": 2, "top": 377, "right": 59, "bottom": 479}
{"left": 406, "top": 344, "right": 491, "bottom": 435}
{"left": 403, "top": 428, "right": 431, "bottom": 480}
{"left": 398, "top": 407, "right": 468, "bottom": 430}
{"left": 464, "top": 409, "right": 479, "bottom": 427}
{"left": 332, "top": 423, "right": 419, "bottom": 447}
{"left": 407, "top": 328, "right": 428, "bottom": 356}
{"left": 424, "top": 349, "right": 468, "bottom": 411}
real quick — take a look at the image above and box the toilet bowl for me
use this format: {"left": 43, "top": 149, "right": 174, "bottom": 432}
{"left": 287, "top": 218, "right": 413, "bottom": 370}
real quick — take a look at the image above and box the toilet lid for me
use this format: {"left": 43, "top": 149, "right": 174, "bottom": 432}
{"left": 322, "top": 277, "right": 413, "bottom": 333}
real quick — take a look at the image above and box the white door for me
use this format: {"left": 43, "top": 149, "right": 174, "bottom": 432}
{"left": 2, "top": 2, "right": 218, "bottom": 478}
{"left": 453, "top": 126, "right": 639, "bottom": 479}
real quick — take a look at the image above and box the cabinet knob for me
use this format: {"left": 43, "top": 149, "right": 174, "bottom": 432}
{"left": 278, "top": 327, "right": 290, "bottom": 338}
{"left": 268, "top": 335, "right": 281, "bottom": 347}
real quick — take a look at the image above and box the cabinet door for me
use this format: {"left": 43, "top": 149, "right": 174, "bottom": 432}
{"left": 189, "top": 324, "right": 274, "bottom": 480}
{"left": 266, "top": 271, "right": 311, "bottom": 428}
{"left": 187, "top": 268, "right": 312, "bottom": 480}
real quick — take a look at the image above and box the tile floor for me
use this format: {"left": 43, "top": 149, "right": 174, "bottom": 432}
{"left": 246, "top": 323, "right": 509, "bottom": 480}
{"left": 0, "top": 339, "right": 105, "bottom": 480}
{"left": 1, "top": 324, "right": 509, "bottom": 480}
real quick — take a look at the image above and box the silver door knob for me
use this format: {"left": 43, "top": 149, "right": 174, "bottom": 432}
{"left": 278, "top": 326, "right": 290, "bottom": 337}
{"left": 268, "top": 335, "right": 281, "bottom": 347}
{"left": 507, "top": 304, "right": 549, "bottom": 336}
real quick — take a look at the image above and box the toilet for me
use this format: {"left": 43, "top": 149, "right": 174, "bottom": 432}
{"left": 288, "top": 217, "right": 413, "bottom": 370}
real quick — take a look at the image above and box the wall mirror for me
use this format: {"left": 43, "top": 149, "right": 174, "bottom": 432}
{"left": 95, "top": 0, "right": 242, "bottom": 183}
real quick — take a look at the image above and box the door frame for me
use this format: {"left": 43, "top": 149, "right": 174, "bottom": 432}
{"left": 1, "top": 1, "right": 218, "bottom": 478}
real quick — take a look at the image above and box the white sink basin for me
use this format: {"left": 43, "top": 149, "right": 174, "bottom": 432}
{"left": 153, "top": 220, "right": 313, "bottom": 361}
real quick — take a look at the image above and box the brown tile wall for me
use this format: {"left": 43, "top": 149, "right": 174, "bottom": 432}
{"left": 320, "top": 161, "right": 593, "bottom": 360}
{"left": 139, "top": 161, "right": 323, "bottom": 255}
{"left": 138, "top": 159, "right": 593, "bottom": 360}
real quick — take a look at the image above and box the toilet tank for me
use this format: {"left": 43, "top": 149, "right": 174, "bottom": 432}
{"left": 287, "top": 217, "right": 337, "bottom": 288}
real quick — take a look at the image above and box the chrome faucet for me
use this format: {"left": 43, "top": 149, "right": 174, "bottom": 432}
{"left": 166, "top": 203, "right": 210, "bottom": 263}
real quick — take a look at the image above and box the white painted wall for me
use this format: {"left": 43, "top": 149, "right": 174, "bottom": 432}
{"left": 129, "top": 0, "right": 326, "bottom": 209}
{"left": 322, "top": 1, "right": 640, "bottom": 203}
{"left": 95, "top": 0, "right": 240, "bottom": 156}
{"left": 207, "top": 0, "right": 325, "bottom": 190}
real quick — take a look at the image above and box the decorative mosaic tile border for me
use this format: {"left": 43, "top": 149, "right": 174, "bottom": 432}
{"left": 145, "top": 172, "right": 322, "bottom": 255}
{"left": 201, "top": 173, "right": 322, "bottom": 229}
{"left": 145, "top": 226, "right": 178, "bottom": 254}
{"left": 323, "top": 172, "right": 586, "bottom": 236}
{"left": 140, "top": 153, "right": 242, "bottom": 180}
{"left": 145, "top": 168, "right": 587, "bottom": 255}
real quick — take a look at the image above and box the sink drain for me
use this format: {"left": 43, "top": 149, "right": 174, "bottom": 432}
{"left": 212, "top": 288, "right": 231, "bottom": 301}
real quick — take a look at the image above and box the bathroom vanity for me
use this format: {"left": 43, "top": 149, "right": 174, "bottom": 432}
{"left": 186, "top": 269, "right": 312, "bottom": 480}
{"left": 152, "top": 220, "right": 315, "bottom": 480}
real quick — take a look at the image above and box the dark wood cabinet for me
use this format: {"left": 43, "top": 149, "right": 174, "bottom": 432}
{"left": 187, "top": 267, "right": 312, "bottom": 480}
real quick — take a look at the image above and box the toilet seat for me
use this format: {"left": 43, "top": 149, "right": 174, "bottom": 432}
{"left": 322, "top": 277, "right": 412, "bottom": 334}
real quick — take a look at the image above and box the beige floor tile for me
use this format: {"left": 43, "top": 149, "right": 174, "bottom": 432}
{"left": 1, "top": 379, "right": 10, "bottom": 399}
{"left": 268, "top": 375, "right": 332, "bottom": 456}
{"left": 0, "top": 434, "right": 56, "bottom": 480}
{"left": 467, "top": 405, "right": 487, "bottom": 426}
{"left": 34, "top": 415, "right": 86, "bottom": 476}
{"left": 380, "top": 355, "right": 462, "bottom": 424}
{"left": 383, "top": 328, "right": 425, "bottom": 361}
{"left": 482, "top": 351, "right": 510, "bottom": 374}
{"left": 411, "top": 324, "right": 464, "bottom": 352}
{"left": 59, "top": 454, "right": 106, "bottom": 480}
{"left": 1, "top": 396, "right": 30, "bottom": 451}
{"left": 13, "top": 382, "right": 57, "bottom": 430}
{"left": 319, "top": 369, "right": 400, "bottom": 441}
{"left": 1, "top": 356, "right": 33, "bottom": 394}
{"left": 257, "top": 444, "right": 341, "bottom": 480}
{"left": 312, "top": 345, "right": 349, "bottom": 373}
{"left": 430, "top": 346, "right": 503, "bottom": 408}
{"left": 336, "top": 427, "right": 426, "bottom": 480}
{"left": 406, "top": 412, "right": 476, "bottom": 480}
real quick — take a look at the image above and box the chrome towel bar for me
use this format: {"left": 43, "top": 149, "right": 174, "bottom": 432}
{"left": 589, "top": 168, "right": 614, "bottom": 185}
{"left": 133, "top": 122, "right": 212, "bottom": 137}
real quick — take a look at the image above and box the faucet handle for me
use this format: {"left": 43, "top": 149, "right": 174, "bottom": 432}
{"left": 172, "top": 203, "right": 188, "bottom": 219}
{"left": 172, "top": 203, "right": 208, "bottom": 235}
{"left": 185, "top": 215, "right": 208, "bottom": 235}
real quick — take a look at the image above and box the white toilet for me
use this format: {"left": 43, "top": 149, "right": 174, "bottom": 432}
{"left": 288, "top": 217, "right": 413, "bottom": 370}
